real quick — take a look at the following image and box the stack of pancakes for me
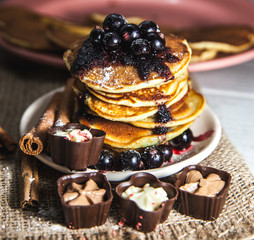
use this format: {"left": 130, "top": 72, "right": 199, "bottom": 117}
{"left": 64, "top": 34, "right": 205, "bottom": 153}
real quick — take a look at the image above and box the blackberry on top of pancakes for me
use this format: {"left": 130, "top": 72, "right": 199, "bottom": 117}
{"left": 63, "top": 15, "right": 192, "bottom": 93}
{"left": 64, "top": 14, "right": 205, "bottom": 168}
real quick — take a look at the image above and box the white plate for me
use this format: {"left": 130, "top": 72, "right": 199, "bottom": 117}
{"left": 20, "top": 87, "right": 221, "bottom": 182}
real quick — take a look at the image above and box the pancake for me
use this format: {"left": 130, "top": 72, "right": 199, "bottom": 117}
{"left": 129, "top": 89, "right": 205, "bottom": 128}
{"left": 176, "top": 25, "right": 254, "bottom": 53}
{"left": 86, "top": 70, "right": 188, "bottom": 107}
{"left": 84, "top": 81, "right": 189, "bottom": 122}
{"left": 79, "top": 114, "right": 193, "bottom": 149}
{"left": 63, "top": 34, "right": 192, "bottom": 93}
{"left": 45, "top": 17, "right": 92, "bottom": 49}
{"left": 0, "top": 6, "right": 37, "bottom": 29}
{"left": 69, "top": 14, "right": 206, "bottom": 153}
{"left": 46, "top": 27, "right": 87, "bottom": 50}
{"left": 190, "top": 49, "right": 218, "bottom": 63}
{"left": 44, "top": 17, "right": 93, "bottom": 36}
{"left": 2, "top": 14, "right": 57, "bottom": 50}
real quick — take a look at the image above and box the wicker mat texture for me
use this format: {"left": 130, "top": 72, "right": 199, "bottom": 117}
{"left": 0, "top": 132, "right": 254, "bottom": 240}
{"left": 0, "top": 51, "right": 253, "bottom": 239}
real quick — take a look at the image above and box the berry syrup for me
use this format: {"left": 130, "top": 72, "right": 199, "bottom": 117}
{"left": 193, "top": 130, "right": 214, "bottom": 141}
{"left": 71, "top": 38, "right": 178, "bottom": 81}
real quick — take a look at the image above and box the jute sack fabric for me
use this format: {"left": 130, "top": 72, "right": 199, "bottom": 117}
{"left": 0, "top": 131, "right": 253, "bottom": 240}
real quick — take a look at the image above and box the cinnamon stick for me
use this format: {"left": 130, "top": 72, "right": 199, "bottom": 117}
{"left": 0, "top": 126, "right": 17, "bottom": 159}
{"left": 20, "top": 153, "right": 39, "bottom": 208}
{"left": 19, "top": 91, "right": 62, "bottom": 155}
{"left": 54, "top": 78, "right": 75, "bottom": 126}
{"left": 0, "top": 143, "right": 7, "bottom": 160}
{"left": 0, "top": 126, "right": 17, "bottom": 153}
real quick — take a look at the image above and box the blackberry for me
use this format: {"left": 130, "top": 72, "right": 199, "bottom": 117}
{"left": 156, "top": 104, "right": 172, "bottom": 123}
{"left": 139, "top": 20, "right": 160, "bottom": 35}
{"left": 146, "top": 32, "right": 165, "bottom": 53}
{"left": 120, "top": 52, "right": 136, "bottom": 65}
{"left": 70, "top": 39, "right": 105, "bottom": 74}
{"left": 90, "top": 27, "right": 105, "bottom": 44}
{"left": 95, "top": 150, "right": 115, "bottom": 171}
{"left": 120, "top": 23, "right": 141, "bottom": 46}
{"left": 76, "top": 58, "right": 85, "bottom": 66}
{"left": 150, "top": 37, "right": 165, "bottom": 53}
{"left": 152, "top": 57, "right": 170, "bottom": 78}
{"left": 136, "top": 58, "right": 152, "bottom": 80}
{"left": 103, "top": 13, "right": 127, "bottom": 32}
{"left": 103, "top": 32, "right": 121, "bottom": 50}
{"left": 157, "top": 144, "right": 173, "bottom": 162}
{"left": 131, "top": 38, "right": 151, "bottom": 56}
{"left": 119, "top": 150, "right": 141, "bottom": 171}
{"left": 135, "top": 55, "right": 171, "bottom": 80}
{"left": 170, "top": 129, "right": 193, "bottom": 150}
{"left": 70, "top": 14, "right": 179, "bottom": 82}
{"left": 141, "top": 147, "right": 164, "bottom": 169}
{"left": 165, "top": 52, "right": 178, "bottom": 62}
{"left": 153, "top": 127, "right": 168, "bottom": 135}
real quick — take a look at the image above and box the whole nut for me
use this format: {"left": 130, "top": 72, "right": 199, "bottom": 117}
{"left": 186, "top": 170, "right": 203, "bottom": 183}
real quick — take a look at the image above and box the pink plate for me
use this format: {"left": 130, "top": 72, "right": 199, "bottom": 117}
{"left": 1, "top": 0, "right": 254, "bottom": 71}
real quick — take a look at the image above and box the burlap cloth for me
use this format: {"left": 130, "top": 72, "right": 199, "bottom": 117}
{"left": 0, "top": 50, "right": 253, "bottom": 240}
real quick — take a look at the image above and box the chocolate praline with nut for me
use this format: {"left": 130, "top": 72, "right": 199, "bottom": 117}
{"left": 175, "top": 165, "right": 231, "bottom": 220}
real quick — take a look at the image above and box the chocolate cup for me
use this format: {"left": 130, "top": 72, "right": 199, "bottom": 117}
{"left": 57, "top": 172, "right": 113, "bottom": 229}
{"left": 116, "top": 172, "right": 178, "bottom": 233}
{"left": 48, "top": 123, "right": 106, "bottom": 170}
{"left": 175, "top": 165, "right": 231, "bottom": 220}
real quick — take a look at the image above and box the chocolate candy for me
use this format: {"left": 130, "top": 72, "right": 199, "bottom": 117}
{"left": 48, "top": 123, "right": 105, "bottom": 170}
{"left": 116, "top": 172, "right": 178, "bottom": 232}
{"left": 175, "top": 165, "right": 231, "bottom": 220}
{"left": 57, "top": 172, "right": 113, "bottom": 229}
